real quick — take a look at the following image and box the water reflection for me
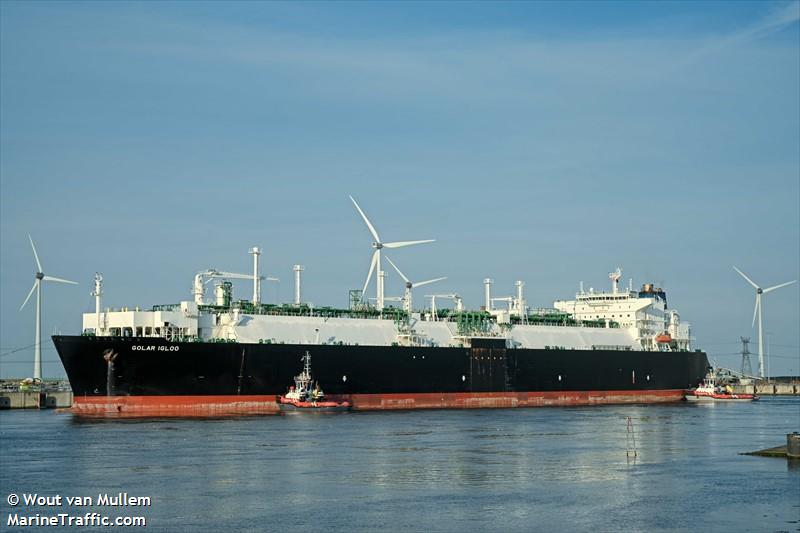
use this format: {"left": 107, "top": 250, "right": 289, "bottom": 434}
{"left": 1, "top": 400, "right": 798, "bottom": 532}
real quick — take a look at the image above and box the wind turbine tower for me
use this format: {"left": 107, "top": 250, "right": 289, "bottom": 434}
{"left": 733, "top": 266, "right": 796, "bottom": 379}
{"left": 19, "top": 235, "right": 77, "bottom": 381}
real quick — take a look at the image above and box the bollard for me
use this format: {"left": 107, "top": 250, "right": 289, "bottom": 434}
{"left": 788, "top": 433, "right": 800, "bottom": 459}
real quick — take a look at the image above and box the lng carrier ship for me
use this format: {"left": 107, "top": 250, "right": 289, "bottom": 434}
{"left": 53, "top": 197, "right": 709, "bottom": 417}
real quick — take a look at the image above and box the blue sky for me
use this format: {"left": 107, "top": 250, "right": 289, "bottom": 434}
{"left": 1, "top": 1, "right": 798, "bottom": 378}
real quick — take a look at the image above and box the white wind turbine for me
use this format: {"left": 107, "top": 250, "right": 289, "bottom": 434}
{"left": 733, "top": 266, "right": 796, "bottom": 379}
{"left": 19, "top": 235, "right": 78, "bottom": 381}
{"left": 349, "top": 196, "right": 434, "bottom": 311}
{"left": 384, "top": 256, "right": 446, "bottom": 315}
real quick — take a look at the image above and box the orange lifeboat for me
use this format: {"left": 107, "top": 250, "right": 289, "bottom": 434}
{"left": 656, "top": 333, "right": 672, "bottom": 343}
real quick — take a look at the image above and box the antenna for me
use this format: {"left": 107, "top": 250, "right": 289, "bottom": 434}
{"left": 349, "top": 195, "right": 434, "bottom": 312}
{"left": 733, "top": 266, "right": 796, "bottom": 378}
{"left": 19, "top": 235, "right": 78, "bottom": 381}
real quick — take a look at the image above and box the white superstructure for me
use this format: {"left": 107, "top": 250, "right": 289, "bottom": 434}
{"left": 82, "top": 259, "right": 693, "bottom": 353}
{"left": 554, "top": 268, "right": 692, "bottom": 351}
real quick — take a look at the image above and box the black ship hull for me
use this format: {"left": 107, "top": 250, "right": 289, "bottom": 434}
{"left": 54, "top": 335, "right": 710, "bottom": 417}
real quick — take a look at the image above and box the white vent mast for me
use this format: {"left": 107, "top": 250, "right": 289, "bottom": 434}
{"left": 249, "top": 247, "right": 261, "bottom": 304}
{"left": 484, "top": 278, "right": 493, "bottom": 311}
{"left": 92, "top": 273, "right": 103, "bottom": 335}
{"left": 293, "top": 265, "right": 304, "bottom": 305}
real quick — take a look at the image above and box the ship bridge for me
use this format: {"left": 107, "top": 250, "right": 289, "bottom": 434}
{"left": 554, "top": 282, "right": 691, "bottom": 352}
{"left": 83, "top": 301, "right": 200, "bottom": 341}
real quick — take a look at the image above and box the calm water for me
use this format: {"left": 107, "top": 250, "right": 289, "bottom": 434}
{"left": 1, "top": 399, "right": 799, "bottom": 532}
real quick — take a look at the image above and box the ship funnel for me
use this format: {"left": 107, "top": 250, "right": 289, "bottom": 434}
{"left": 609, "top": 267, "right": 622, "bottom": 294}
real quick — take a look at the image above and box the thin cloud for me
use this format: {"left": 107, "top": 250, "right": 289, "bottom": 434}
{"left": 674, "top": 1, "right": 799, "bottom": 69}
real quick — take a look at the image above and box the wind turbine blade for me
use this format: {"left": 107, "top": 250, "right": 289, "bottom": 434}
{"left": 362, "top": 251, "right": 378, "bottom": 296}
{"left": 751, "top": 295, "right": 759, "bottom": 328}
{"left": 28, "top": 234, "right": 43, "bottom": 272}
{"left": 384, "top": 257, "right": 410, "bottom": 283}
{"left": 763, "top": 280, "right": 797, "bottom": 293}
{"left": 349, "top": 195, "right": 381, "bottom": 243}
{"left": 733, "top": 266, "right": 759, "bottom": 289}
{"left": 412, "top": 277, "right": 447, "bottom": 289}
{"left": 20, "top": 282, "right": 37, "bottom": 311}
{"left": 265, "top": 277, "right": 280, "bottom": 282}
{"left": 383, "top": 239, "right": 435, "bottom": 249}
{"left": 43, "top": 275, "right": 78, "bottom": 285}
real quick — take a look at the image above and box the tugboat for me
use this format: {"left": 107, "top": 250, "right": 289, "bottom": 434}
{"left": 685, "top": 371, "right": 758, "bottom": 402}
{"left": 278, "top": 351, "right": 351, "bottom": 412}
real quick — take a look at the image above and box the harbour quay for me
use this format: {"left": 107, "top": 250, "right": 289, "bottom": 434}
{"left": 0, "top": 380, "right": 73, "bottom": 409}
{"left": 732, "top": 377, "right": 800, "bottom": 396}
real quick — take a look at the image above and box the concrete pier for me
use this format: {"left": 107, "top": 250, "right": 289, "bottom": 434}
{"left": 732, "top": 380, "right": 800, "bottom": 396}
{"left": 742, "top": 433, "right": 800, "bottom": 459}
{"left": 0, "top": 391, "right": 73, "bottom": 409}
{"left": 788, "top": 432, "right": 800, "bottom": 458}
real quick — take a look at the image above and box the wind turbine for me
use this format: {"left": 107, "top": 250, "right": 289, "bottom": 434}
{"left": 733, "top": 266, "right": 796, "bottom": 379}
{"left": 384, "top": 256, "right": 446, "bottom": 315}
{"left": 19, "top": 235, "right": 77, "bottom": 381}
{"left": 349, "top": 196, "right": 434, "bottom": 311}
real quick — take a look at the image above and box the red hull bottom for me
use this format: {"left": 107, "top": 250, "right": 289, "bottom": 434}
{"left": 342, "top": 389, "right": 686, "bottom": 410}
{"left": 67, "top": 389, "right": 686, "bottom": 418}
{"left": 69, "top": 395, "right": 282, "bottom": 418}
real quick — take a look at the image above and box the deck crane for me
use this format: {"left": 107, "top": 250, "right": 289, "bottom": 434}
{"left": 424, "top": 293, "right": 464, "bottom": 321}
{"left": 193, "top": 269, "right": 278, "bottom": 305}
